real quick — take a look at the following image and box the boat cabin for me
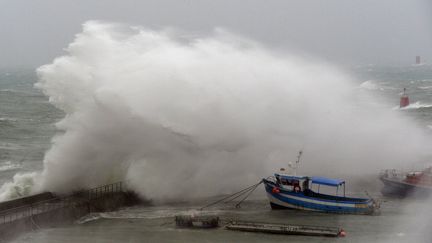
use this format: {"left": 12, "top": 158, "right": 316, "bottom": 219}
{"left": 274, "top": 174, "right": 308, "bottom": 192}
{"left": 275, "top": 174, "right": 346, "bottom": 196}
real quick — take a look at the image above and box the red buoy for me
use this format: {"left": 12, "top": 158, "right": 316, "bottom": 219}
{"left": 272, "top": 187, "right": 280, "bottom": 194}
{"left": 400, "top": 88, "right": 410, "bottom": 108}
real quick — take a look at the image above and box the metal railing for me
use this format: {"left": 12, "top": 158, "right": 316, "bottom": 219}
{"left": 0, "top": 181, "right": 123, "bottom": 225}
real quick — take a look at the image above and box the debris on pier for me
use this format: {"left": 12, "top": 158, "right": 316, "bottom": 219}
{"left": 175, "top": 215, "right": 219, "bottom": 228}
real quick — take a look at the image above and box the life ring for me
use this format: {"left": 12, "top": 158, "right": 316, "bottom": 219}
{"left": 294, "top": 186, "right": 300, "bottom": 193}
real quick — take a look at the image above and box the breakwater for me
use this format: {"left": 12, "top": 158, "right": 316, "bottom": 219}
{"left": 0, "top": 182, "right": 140, "bottom": 242}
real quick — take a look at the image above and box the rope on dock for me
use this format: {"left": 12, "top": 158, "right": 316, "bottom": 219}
{"left": 199, "top": 180, "right": 263, "bottom": 210}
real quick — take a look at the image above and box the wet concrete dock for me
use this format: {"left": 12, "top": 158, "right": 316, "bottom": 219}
{"left": 225, "top": 220, "right": 343, "bottom": 237}
{"left": 0, "top": 182, "right": 140, "bottom": 242}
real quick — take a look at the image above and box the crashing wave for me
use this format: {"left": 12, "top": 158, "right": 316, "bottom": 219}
{"left": 0, "top": 172, "right": 40, "bottom": 200}
{"left": 360, "top": 80, "right": 381, "bottom": 90}
{"left": 400, "top": 101, "right": 432, "bottom": 110}
{"left": 1, "top": 21, "right": 432, "bottom": 202}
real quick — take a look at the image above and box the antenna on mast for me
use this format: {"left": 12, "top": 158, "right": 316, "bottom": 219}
{"left": 293, "top": 150, "right": 303, "bottom": 176}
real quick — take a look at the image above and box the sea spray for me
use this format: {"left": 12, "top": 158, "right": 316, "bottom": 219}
{"left": 0, "top": 172, "right": 41, "bottom": 200}
{"left": 1, "top": 20, "right": 432, "bottom": 201}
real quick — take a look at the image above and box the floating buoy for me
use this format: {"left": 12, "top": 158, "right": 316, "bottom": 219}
{"left": 339, "top": 229, "right": 346, "bottom": 237}
{"left": 400, "top": 88, "right": 410, "bottom": 108}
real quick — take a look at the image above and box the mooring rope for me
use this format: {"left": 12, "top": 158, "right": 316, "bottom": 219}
{"left": 223, "top": 183, "right": 261, "bottom": 204}
{"left": 235, "top": 181, "right": 263, "bottom": 208}
{"left": 199, "top": 180, "right": 263, "bottom": 210}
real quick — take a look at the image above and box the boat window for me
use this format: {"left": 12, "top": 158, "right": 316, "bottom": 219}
{"left": 302, "top": 180, "right": 309, "bottom": 190}
{"left": 280, "top": 178, "right": 299, "bottom": 186}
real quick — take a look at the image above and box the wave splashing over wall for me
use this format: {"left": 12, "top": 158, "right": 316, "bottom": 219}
{"left": 1, "top": 21, "right": 431, "bottom": 201}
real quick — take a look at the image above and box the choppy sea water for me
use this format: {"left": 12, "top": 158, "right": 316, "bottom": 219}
{"left": 10, "top": 198, "right": 432, "bottom": 242}
{"left": 0, "top": 68, "right": 63, "bottom": 186}
{"left": 1, "top": 64, "right": 432, "bottom": 242}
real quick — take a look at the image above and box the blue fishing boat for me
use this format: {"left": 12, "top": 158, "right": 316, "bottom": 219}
{"left": 262, "top": 152, "right": 379, "bottom": 214}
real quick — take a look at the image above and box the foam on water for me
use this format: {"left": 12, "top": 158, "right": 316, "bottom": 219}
{"left": 360, "top": 80, "right": 382, "bottom": 90}
{"left": 0, "top": 161, "right": 22, "bottom": 172}
{"left": 399, "top": 101, "right": 432, "bottom": 110}
{"left": 418, "top": 86, "right": 432, "bottom": 90}
{"left": 0, "top": 172, "right": 41, "bottom": 199}
{"left": 0, "top": 117, "right": 18, "bottom": 123}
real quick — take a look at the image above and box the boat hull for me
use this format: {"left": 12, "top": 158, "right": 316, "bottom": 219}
{"left": 263, "top": 179, "right": 375, "bottom": 215}
{"left": 379, "top": 175, "right": 432, "bottom": 198}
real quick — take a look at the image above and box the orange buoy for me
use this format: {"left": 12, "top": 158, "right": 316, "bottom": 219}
{"left": 400, "top": 88, "right": 410, "bottom": 108}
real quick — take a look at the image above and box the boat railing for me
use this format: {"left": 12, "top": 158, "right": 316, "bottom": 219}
{"left": 380, "top": 169, "right": 405, "bottom": 179}
{"left": 265, "top": 176, "right": 276, "bottom": 182}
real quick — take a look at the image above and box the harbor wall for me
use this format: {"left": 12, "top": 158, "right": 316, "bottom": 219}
{"left": 0, "top": 192, "right": 56, "bottom": 212}
{"left": 0, "top": 183, "right": 141, "bottom": 242}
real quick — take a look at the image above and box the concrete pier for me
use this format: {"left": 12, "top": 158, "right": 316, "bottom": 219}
{"left": 0, "top": 182, "right": 140, "bottom": 242}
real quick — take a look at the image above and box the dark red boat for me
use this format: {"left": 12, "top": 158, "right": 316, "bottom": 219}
{"left": 379, "top": 167, "right": 432, "bottom": 197}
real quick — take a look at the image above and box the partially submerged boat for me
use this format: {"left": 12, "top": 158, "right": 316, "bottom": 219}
{"left": 380, "top": 167, "right": 432, "bottom": 198}
{"left": 262, "top": 151, "right": 379, "bottom": 214}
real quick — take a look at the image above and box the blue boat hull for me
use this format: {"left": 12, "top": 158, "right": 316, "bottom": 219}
{"left": 263, "top": 179, "right": 376, "bottom": 215}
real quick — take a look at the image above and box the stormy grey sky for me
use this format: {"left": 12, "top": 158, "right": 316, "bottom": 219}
{"left": 0, "top": 0, "right": 431, "bottom": 68}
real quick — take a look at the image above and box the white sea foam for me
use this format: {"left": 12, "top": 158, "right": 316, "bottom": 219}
{"left": 0, "top": 161, "right": 22, "bottom": 172}
{"left": 0, "top": 117, "right": 18, "bottom": 122}
{"left": 76, "top": 208, "right": 201, "bottom": 223}
{"left": 81, "top": 207, "right": 227, "bottom": 221}
{"left": 360, "top": 80, "right": 382, "bottom": 90}
{"left": 0, "top": 89, "right": 18, "bottom": 93}
{"left": 400, "top": 101, "right": 432, "bottom": 110}
{"left": 1, "top": 21, "right": 432, "bottom": 202}
{"left": 418, "top": 86, "right": 432, "bottom": 90}
{"left": 359, "top": 80, "right": 397, "bottom": 91}
{"left": 76, "top": 213, "right": 102, "bottom": 224}
{"left": 0, "top": 172, "right": 41, "bottom": 200}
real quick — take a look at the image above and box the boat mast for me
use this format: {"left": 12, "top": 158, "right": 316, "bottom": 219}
{"left": 294, "top": 150, "right": 303, "bottom": 176}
